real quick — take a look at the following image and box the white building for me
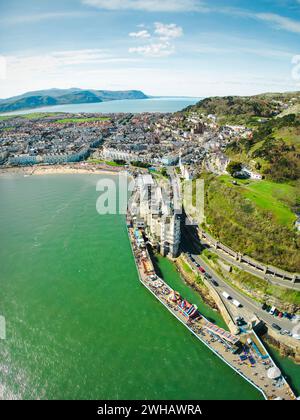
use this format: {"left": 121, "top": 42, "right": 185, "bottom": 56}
{"left": 102, "top": 146, "right": 149, "bottom": 163}
{"left": 161, "top": 154, "right": 179, "bottom": 166}
{"left": 179, "top": 155, "right": 195, "bottom": 180}
{"left": 136, "top": 174, "right": 181, "bottom": 258}
{"left": 242, "top": 167, "right": 263, "bottom": 180}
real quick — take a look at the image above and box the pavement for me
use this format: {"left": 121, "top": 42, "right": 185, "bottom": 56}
{"left": 192, "top": 229, "right": 300, "bottom": 291}
{"left": 181, "top": 226, "right": 298, "bottom": 338}
{"left": 168, "top": 166, "right": 300, "bottom": 292}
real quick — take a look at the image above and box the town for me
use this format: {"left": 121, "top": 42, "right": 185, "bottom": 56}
{"left": 0, "top": 111, "right": 256, "bottom": 178}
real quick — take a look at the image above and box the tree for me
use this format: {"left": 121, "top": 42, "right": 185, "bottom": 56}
{"left": 161, "top": 167, "right": 167, "bottom": 177}
{"left": 227, "top": 161, "right": 242, "bottom": 177}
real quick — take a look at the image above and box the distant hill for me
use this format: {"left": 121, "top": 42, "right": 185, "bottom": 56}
{"left": 0, "top": 88, "right": 148, "bottom": 113}
{"left": 184, "top": 91, "right": 300, "bottom": 125}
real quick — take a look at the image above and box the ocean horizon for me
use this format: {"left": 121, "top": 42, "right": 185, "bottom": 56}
{"left": 1, "top": 97, "right": 202, "bottom": 116}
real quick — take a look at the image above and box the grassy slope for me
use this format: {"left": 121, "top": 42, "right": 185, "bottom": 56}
{"left": 219, "top": 176, "right": 297, "bottom": 227}
{"left": 186, "top": 92, "right": 300, "bottom": 125}
{"left": 201, "top": 174, "right": 300, "bottom": 272}
{"left": 274, "top": 126, "right": 300, "bottom": 147}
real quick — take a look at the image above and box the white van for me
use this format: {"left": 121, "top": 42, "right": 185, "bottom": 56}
{"left": 222, "top": 291, "right": 231, "bottom": 300}
{"left": 232, "top": 299, "right": 242, "bottom": 308}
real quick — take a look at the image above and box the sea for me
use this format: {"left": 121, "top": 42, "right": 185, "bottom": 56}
{"left": 1, "top": 97, "right": 201, "bottom": 116}
{"left": 0, "top": 174, "right": 267, "bottom": 400}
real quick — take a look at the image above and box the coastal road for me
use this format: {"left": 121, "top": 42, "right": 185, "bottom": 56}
{"left": 168, "top": 166, "right": 300, "bottom": 292}
{"left": 189, "top": 228, "right": 300, "bottom": 292}
{"left": 181, "top": 226, "right": 297, "bottom": 335}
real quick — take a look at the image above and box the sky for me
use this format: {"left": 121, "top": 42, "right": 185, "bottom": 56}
{"left": 0, "top": 0, "right": 300, "bottom": 98}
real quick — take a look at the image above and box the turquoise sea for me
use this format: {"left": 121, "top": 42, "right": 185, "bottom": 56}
{"left": 2, "top": 97, "right": 201, "bottom": 116}
{"left": 0, "top": 174, "right": 265, "bottom": 400}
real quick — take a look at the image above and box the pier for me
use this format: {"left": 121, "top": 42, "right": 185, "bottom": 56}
{"left": 127, "top": 219, "right": 296, "bottom": 400}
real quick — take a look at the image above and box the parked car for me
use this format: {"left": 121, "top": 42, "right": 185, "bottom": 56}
{"left": 204, "top": 273, "right": 212, "bottom": 279}
{"left": 211, "top": 279, "right": 219, "bottom": 287}
{"left": 272, "top": 323, "right": 281, "bottom": 332}
{"left": 198, "top": 266, "right": 205, "bottom": 274}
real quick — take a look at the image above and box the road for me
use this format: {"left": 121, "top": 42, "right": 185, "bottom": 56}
{"left": 168, "top": 166, "right": 300, "bottom": 291}
{"left": 167, "top": 166, "right": 299, "bottom": 339}
{"left": 189, "top": 227, "right": 300, "bottom": 292}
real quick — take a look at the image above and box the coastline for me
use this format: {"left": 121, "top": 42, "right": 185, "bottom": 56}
{"left": 126, "top": 224, "right": 296, "bottom": 400}
{"left": 0, "top": 163, "right": 126, "bottom": 177}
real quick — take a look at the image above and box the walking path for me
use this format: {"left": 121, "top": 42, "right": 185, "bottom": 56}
{"left": 127, "top": 222, "right": 296, "bottom": 400}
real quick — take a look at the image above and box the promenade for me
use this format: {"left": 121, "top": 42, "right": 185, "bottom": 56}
{"left": 127, "top": 222, "right": 296, "bottom": 401}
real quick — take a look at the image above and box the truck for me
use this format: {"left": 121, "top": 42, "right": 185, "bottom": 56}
{"left": 232, "top": 299, "right": 242, "bottom": 308}
{"left": 222, "top": 291, "right": 231, "bottom": 300}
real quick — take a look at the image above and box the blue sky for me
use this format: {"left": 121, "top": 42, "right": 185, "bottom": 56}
{"left": 0, "top": 0, "right": 300, "bottom": 98}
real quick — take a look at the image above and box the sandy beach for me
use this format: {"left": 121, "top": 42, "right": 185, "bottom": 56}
{"left": 0, "top": 163, "right": 127, "bottom": 177}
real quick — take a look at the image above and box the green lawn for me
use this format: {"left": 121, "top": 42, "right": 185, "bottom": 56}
{"left": 21, "top": 113, "right": 59, "bottom": 119}
{"left": 105, "top": 161, "right": 124, "bottom": 167}
{"left": 86, "top": 159, "right": 124, "bottom": 167}
{"left": 219, "top": 176, "right": 297, "bottom": 227}
{"left": 0, "top": 115, "right": 16, "bottom": 120}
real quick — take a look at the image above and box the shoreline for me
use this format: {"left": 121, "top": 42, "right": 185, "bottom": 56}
{"left": 0, "top": 163, "right": 126, "bottom": 177}
{"left": 127, "top": 224, "right": 296, "bottom": 400}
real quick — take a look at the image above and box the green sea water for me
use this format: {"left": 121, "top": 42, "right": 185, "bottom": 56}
{"left": 0, "top": 174, "right": 268, "bottom": 399}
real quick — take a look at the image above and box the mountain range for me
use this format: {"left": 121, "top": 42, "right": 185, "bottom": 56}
{"left": 0, "top": 88, "right": 148, "bottom": 113}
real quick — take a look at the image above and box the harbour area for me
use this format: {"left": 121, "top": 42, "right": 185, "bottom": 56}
{"left": 126, "top": 173, "right": 297, "bottom": 400}
{"left": 127, "top": 223, "right": 296, "bottom": 400}
{"left": 0, "top": 174, "right": 266, "bottom": 400}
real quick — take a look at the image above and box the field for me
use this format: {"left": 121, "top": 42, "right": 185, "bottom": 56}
{"left": 201, "top": 173, "right": 300, "bottom": 272}
{"left": 55, "top": 117, "right": 110, "bottom": 123}
{"left": 20, "top": 113, "right": 60, "bottom": 119}
{"left": 86, "top": 158, "right": 125, "bottom": 166}
{"left": 274, "top": 126, "right": 300, "bottom": 148}
{"left": 0, "top": 115, "right": 16, "bottom": 120}
{"left": 219, "top": 176, "right": 297, "bottom": 227}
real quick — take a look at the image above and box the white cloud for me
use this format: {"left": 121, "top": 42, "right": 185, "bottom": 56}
{"left": 129, "top": 30, "right": 151, "bottom": 38}
{"left": 6, "top": 49, "right": 139, "bottom": 70}
{"left": 195, "top": 44, "right": 294, "bottom": 60}
{"left": 129, "top": 42, "right": 175, "bottom": 57}
{"left": 154, "top": 22, "right": 183, "bottom": 40}
{"left": 255, "top": 13, "right": 300, "bottom": 34}
{"left": 0, "top": 12, "right": 88, "bottom": 25}
{"left": 0, "top": 49, "right": 141, "bottom": 98}
{"left": 82, "top": 0, "right": 204, "bottom": 12}
{"left": 0, "top": 56, "right": 7, "bottom": 80}
{"left": 128, "top": 22, "right": 183, "bottom": 57}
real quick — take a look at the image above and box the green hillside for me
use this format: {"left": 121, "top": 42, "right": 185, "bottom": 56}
{"left": 201, "top": 173, "right": 300, "bottom": 273}
{"left": 226, "top": 113, "right": 300, "bottom": 182}
{"left": 186, "top": 91, "right": 300, "bottom": 125}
